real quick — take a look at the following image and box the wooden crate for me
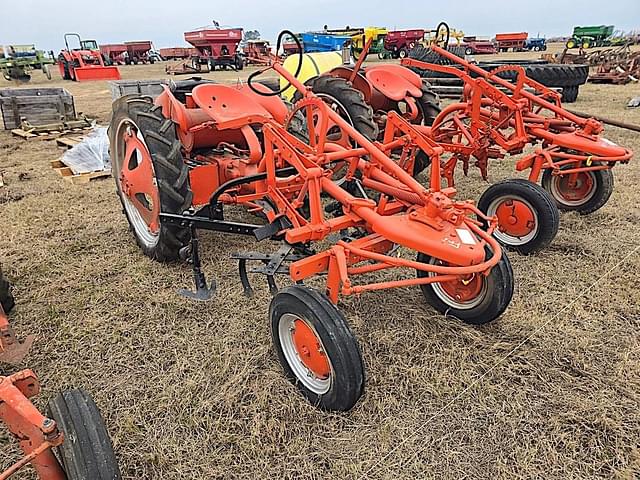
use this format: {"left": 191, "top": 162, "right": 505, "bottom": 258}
{"left": 109, "top": 79, "right": 167, "bottom": 100}
{"left": 0, "top": 87, "right": 76, "bottom": 130}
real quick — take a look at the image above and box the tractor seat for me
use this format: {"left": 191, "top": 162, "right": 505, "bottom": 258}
{"left": 192, "top": 84, "right": 272, "bottom": 126}
{"left": 365, "top": 68, "right": 422, "bottom": 102}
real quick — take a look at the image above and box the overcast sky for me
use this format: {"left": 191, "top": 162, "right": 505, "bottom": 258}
{"left": 2, "top": 0, "right": 639, "bottom": 50}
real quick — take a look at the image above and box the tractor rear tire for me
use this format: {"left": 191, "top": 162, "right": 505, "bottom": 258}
{"left": 48, "top": 389, "right": 121, "bottom": 480}
{"left": 270, "top": 285, "right": 364, "bottom": 411}
{"left": 109, "top": 96, "right": 192, "bottom": 261}
{"left": 477, "top": 179, "right": 559, "bottom": 255}
{"left": 541, "top": 164, "right": 614, "bottom": 215}
{"left": 307, "top": 75, "right": 378, "bottom": 141}
{"left": 412, "top": 81, "right": 441, "bottom": 176}
{"left": 561, "top": 85, "right": 579, "bottom": 103}
{"left": 417, "top": 247, "right": 514, "bottom": 325}
{"left": 0, "top": 266, "right": 15, "bottom": 314}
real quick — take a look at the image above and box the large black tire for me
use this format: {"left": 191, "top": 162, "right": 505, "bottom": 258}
{"left": 109, "top": 96, "right": 191, "bottom": 261}
{"left": 561, "top": 85, "right": 579, "bottom": 103}
{"left": 541, "top": 164, "right": 614, "bottom": 215}
{"left": 48, "top": 389, "right": 121, "bottom": 480}
{"left": 306, "top": 75, "right": 378, "bottom": 141}
{"left": 477, "top": 179, "right": 559, "bottom": 255}
{"left": 407, "top": 44, "right": 467, "bottom": 78}
{"left": 0, "top": 266, "right": 15, "bottom": 314}
{"left": 58, "top": 55, "right": 72, "bottom": 80}
{"left": 270, "top": 285, "right": 364, "bottom": 411}
{"left": 417, "top": 247, "right": 514, "bottom": 325}
{"left": 412, "top": 80, "right": 441, "bottom": 176}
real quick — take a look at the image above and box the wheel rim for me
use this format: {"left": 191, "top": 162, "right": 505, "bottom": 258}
{"left": 278, "top": 313, "right": 331, "bottom": 394}
{"left": 115, "top": 119, "right": 161, "bottom": 248}
{"left": 486, "top": 195, "right": 538, "bottom": 246}
{"left": 428, "top": 258, "right": 487, "bottom": 310}
{"left": 549, "top": 171, "right": 596, "bottom": 207}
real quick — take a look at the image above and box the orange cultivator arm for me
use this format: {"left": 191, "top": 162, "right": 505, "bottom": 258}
{"left": 0, "top": 371, "right": 65, "bottom": 480}
{"left": 0, "top": 307, "right": 34, "bottom": 365}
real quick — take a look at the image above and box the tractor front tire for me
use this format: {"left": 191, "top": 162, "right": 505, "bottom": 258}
{"left": 541, "top": 164, "right": 614, "bottom": 215}
{"left": 109, "top": 96, "right": 192, "bottom": 261}
{"left": 270, "top": 285, "right": 364, "bottom": 411}
{"left": 0, "top": 266, "right": 15, "bottom": 314}
{"left": 477, "top": 179, "right": 559, "bottom": 255}
{"left": 417, "top": 247, "right": 514, "bottom": 325}
{"left": 48, "top": 389, "right": 121, "bottom": 480}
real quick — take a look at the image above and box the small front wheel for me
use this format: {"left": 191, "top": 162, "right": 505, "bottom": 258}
{"left": 478, "top": 179, "right": 559, "bottom": 254}
{"left": 541, "top": 165, "right": 613, "bottom": 215}
{"left": 48, "top": 389, "right": 121, "bottom": 480}
{"left": 270, "top": 285, "right": 364, "bottom": 411}
{"left": 417, "top": 247, "right": 514, "bottom": 325}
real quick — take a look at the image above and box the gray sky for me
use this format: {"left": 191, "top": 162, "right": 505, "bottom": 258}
{"left": 2, "top": 0, "right": 639, "bottom": 51}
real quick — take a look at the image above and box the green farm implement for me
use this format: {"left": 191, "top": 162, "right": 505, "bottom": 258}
{"left": 0, "top": 45, "right": 55, "bottom": 82}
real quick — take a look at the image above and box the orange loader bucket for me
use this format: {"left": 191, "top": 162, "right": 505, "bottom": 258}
{"left": 74, "top": 66, "right": 121, "bottom": 81}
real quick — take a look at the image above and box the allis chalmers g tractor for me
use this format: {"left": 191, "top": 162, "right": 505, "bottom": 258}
{"left": 58, "top": 33, "right": 121, "bottom": 82}
{"left": 0, "top": 266, "right": 120, "bottom": 479}
{"left": 108, "top": 31, "right": 514, "bottom": 411}
{"left": 300, "top": 23, "right": 632, "bottom": 254}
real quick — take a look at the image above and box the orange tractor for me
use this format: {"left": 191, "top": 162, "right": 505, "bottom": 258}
{"left": 301, "top": 23, "right": 632, "bottom": 254}
{"left": 0, "top": 266, "right": 120, "bottom": 479}
{"left": 108, "top": 31, "right": 514, "bottom": 411}
{"left": 58, "top": 33, "right": 121, "bottom": 82}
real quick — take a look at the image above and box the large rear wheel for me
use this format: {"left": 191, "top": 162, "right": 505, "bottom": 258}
{"left": 109, "top": 96, "right": 191, "bottom": 261}
{"left": 270, "top": 285, "right": 364, "bottom": 411}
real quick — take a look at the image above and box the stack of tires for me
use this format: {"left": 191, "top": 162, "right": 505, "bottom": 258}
{"left": 407, "top": 45, "right": 588, "bottom": 103}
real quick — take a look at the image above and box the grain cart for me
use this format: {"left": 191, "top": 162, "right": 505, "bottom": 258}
{"left": 99, "top": 43, "right": 127, "bottom": 65}
{"left": 0, "top": 267, "right": 121, "bottom": 479}
{"left": 0, "top": 45, "right": 54, "bottom": 82}
{"left": 108, "top": 31, "right": 514, "bottom": 411}
{"left": 566, "top": 25, "right": 614, "bottom": 49}
{"left": 495, "top": 32, "right": 528, "bottom": 52}
{"left": 184, "top": 26, "right": 244, "bottom": 71}
{"left": 58, "top": 34, "right": 121, "bottom": 81}
{"left": 384, "top": 29, "right": 426, "bottom": 59}
{"left": 460, "top": 36, "right": 497, "bottom": 55}
{"left": 124, "top": 41, "right": 154, "bottom": 64}
{"left": 244, "top": 40, "right": 273, "bottom": 65}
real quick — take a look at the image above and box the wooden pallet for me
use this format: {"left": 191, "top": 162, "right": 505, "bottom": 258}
{"left": 11, "top": 125, "right": 93, "bottom": 141}
{"left": 50, "top": 158, "right": 111, "bottom": 184}
{"left": 55, "top": 135, "right": 85, "bottom": 149}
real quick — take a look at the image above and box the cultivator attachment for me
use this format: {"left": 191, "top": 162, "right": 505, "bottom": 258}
{"left": 0, "top": 307, "right": 34, "bottom": 365}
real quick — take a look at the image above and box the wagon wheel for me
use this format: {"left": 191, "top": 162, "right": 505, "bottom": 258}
{"left": 270, "top": 285, "right": 364, "bottom": 411}
{"left": 477, "top": 179, "right": 559, "bottom": 254}
{"left": 541, "top": 162, "right": 613, "bottom": 214}
{"left": 417, "top": 246, "right": 514, "bottom": 325}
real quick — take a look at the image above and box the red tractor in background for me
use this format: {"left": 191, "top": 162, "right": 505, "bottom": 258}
{"left": 0, "top": 266, "right": 121, "bottom": 479}
{"left": 57, "top": 33, "right": 121, "bottom": 81}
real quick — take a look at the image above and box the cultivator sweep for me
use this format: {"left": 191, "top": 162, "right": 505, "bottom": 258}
{"left": 298, "top": 22, "right": 633, "bottom": 255}
{"left": 0, "top": 268, "right": 120, "bottom": 479}
{"left": 109, "top": 31, "right": 514, "bottom": 411}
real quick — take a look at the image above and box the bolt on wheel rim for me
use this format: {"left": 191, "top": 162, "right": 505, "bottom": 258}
{"left": 116, "top": 119, "right": 161, "bottom": 248}
{"left": 428, "top": 258, "right": 487, "bottom": 310}
{"left": 487, "top": 195, "right": 538, "bottom": 246}
{"left": 550, "top": 171, "right": 596, "bottom": 207}
{"left": 278, "top": 313, "right": 331, "bottom": 394}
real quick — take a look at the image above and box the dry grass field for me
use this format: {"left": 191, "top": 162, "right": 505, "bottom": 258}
{"left": 1, "top": 46, "right": 639, "bottom": 479}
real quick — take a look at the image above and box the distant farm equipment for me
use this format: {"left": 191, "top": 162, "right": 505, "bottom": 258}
{"left": 300, "top": 32, "right": 351, "bottom": 52}
{"left": 244, "top": 40, "right": 273, "bottom": 65}
{"left": 184, "top": 25, "right": 244, "bottom": 71}
{"left": 159, "top": 47, "right": 197, "bottom": 60}
{"left": 566, "top": 25, "right": 615, "bottom": 49}
{"left": 124, "top": 41, "right": 155, "bottom": 64}
{"left": 460, "top": 36, "right": 496, "bottom": 55}
{"left": 495, "top": 32, "right": 528, "bottom": 52}
{"left": 0, "top": 45, "right": 54, "bottom": 82}
{"left": 524, "top": 37, "right": 547, "bottom": 51}
{"left": 384, "top": 29, "right": 425, "bottom": 59}
{"left": 58, "top": 33, "right": 121, "bottom": 81}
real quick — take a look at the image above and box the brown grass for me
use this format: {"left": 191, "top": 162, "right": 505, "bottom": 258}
{"left": 1, "top": 53, "right": 639, "bottom": 479}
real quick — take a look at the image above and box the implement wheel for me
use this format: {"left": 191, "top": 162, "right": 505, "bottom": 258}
{"left": 0, "top": 266, "right": 15, "bottom": 314}
{"left": 48, "top": 389, "right": 121, "bottom": 480}
{"left": 417, "top": 247, "right": 514, "bottom": 325}
{"left": 270, "top": 285, "right": 364, "bottom": 411}
{"left": 478, "top": 179, "right": 559, "bottom": 254}
{"left": 541, "top": 164, "right": 613, "bottom": 215}
{"left": 109, "top": 96, "right": 192, "bottom": 261}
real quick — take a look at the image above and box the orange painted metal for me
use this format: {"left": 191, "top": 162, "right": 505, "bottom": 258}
{"left": 398, "top": 47, "right": 633, "bottom": 187}
{"left": 291, "top": 319, "right": 331, "bottom": 378}
{"left": 0, "top": 370, "right": 65, "bottom": 480}
{"left": 494, "top": 200, "right": 536, "bottom": 238}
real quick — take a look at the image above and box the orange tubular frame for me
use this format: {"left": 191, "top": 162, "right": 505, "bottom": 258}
{"left": 400, "top": 47, "right": 632, "bottom": 185}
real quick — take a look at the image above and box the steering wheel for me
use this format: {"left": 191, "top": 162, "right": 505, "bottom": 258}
{"left": 248, "top": 30, "right": 304, "bottom": 97}
{"left": 434, "top": 22, "right": 450, "bottom": 49}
